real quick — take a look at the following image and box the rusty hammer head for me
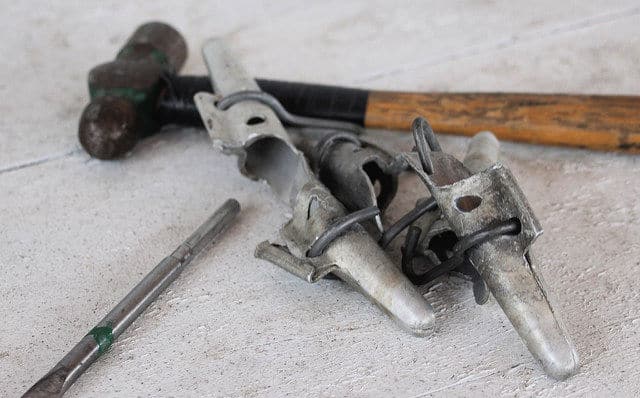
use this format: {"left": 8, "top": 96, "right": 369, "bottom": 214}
{"left": 78, "top": 22, "right": 187, "bottom": 159}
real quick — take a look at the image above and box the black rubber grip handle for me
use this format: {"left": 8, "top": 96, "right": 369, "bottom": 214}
{"left": 156, "top": 75, "right": 369, "bottom": 128}
{"left": 256, "top": 79, "right": 368, "bottom": 125}
{"left": 156, "top": 75, "right": 212, "bottom": 128}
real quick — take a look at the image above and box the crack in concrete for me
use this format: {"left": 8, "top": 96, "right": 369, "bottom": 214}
{"left": 408, "top": 369, "right": 499, "bottom": 397}
{"left": 353, "top": 6, "right": 640, "bottom": 84}
{"left": 0, "top": 148, "right": 81, "bottom": 175}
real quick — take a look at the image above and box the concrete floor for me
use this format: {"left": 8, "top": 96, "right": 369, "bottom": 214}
{"left": 2, "top": 1, "right": 639, "bottom": 397}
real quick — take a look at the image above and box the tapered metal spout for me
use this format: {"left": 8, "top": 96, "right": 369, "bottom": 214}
{"left": 405, "top": 118, "right": 578, "bottom": 379}
{"left": 194, "top": 38, "right": 434, "bottom": 335}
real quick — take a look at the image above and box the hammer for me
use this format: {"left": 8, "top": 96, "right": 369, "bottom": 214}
{"left": 79, "top": 22, "right": 640, "bottom": 159}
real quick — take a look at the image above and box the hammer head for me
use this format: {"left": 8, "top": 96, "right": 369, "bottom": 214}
{"left": 78, "top": 22, "right": 187, "bottom": 159}
{"left": 79, "top": 95, "right": 137, "bottom": 159}
{"left": 116, "top": 21, "right": 187, "bottom": 69}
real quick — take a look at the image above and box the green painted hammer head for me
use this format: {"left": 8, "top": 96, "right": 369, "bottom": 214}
{"left": 78, "top": 22, "right": 187, "bottom": 159}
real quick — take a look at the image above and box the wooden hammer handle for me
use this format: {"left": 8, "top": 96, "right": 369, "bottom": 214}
{"left": 157, "top": 78, "right": 639, "bottom": 153}
{"left": 365, "top": 92, "right": 640, "bottom": 153}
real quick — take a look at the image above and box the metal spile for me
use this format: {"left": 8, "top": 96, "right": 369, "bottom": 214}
{"left": 194, "top": 39, "right": 435, "bottom": 336}
{"left": 405, "top": 118, "right": 579, "bottom": 379}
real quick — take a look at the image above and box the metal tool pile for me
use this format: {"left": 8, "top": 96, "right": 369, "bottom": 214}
{"left": 25, "top": 22, "right": 579, "bottom": 397}
{"left": 194, "top": 38, "right": 578, "bottom": 380}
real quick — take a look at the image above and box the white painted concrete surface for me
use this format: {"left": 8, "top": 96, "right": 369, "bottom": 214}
{"left": 2, "top": 1, "right": 639, "bottom": 396}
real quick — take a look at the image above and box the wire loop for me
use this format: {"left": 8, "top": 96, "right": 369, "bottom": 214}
{"left": 217, "top": 90, "right": 363, "bottom": 135}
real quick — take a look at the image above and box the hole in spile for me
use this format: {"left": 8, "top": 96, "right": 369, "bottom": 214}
{"left": 454, "top": 195, "right": 482, "bottom": 212}
{"left": 246, "top": 116, "right": 266, "bottom": 126}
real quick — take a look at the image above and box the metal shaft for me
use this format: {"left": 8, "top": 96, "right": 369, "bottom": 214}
{"left": 463, "top": 131, "right": 500, "bottom": 174}
{"left": 23, "top": 199, "right": 240, "bottom": 397}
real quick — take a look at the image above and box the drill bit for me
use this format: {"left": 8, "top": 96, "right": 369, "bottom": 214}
{"left": 23, "top": 199, "right": 240, "bottom": 397}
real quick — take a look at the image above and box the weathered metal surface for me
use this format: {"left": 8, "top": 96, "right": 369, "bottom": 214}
{"left": 410, "top": 132, "right": 500, "bottom": 300}
{"left": 312, "top": 133, "right": 399, "bottom": 212}
{"left": 404, "top": 124, "right": 579, "bottom": 379}
{"left": 79, "top": 22, "right": 188, "bottom": 159}
{"left": 194, "top": 38, "right": 435, "bottom": 336}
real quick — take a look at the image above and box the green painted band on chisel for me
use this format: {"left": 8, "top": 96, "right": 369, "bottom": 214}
{"left": 88, "top": 325, "right": 114, "bottom": 354}
{"left": 89, "top": 87, "right": 148, "bottom": 103}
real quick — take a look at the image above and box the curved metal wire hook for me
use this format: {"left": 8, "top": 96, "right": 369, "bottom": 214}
{"left": 379, "top": 197, "right": 438, "bottom": 248}
{"left": 313, "top": 131, "right": 362, "bottom": 170}
{"left": 307, "top": 206, "right": 381, "bottom": 258}
{"left": 401, "top": 226, "right": 439, "bottom": 282}
{"left": 401, "top": 219, "right": 520, "bottom": 285}
{"left": 217, "top": 90, "right": 364, "bottom": 135}
{"left": 412, "top": 117, "right": 441, "bottom": 175}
